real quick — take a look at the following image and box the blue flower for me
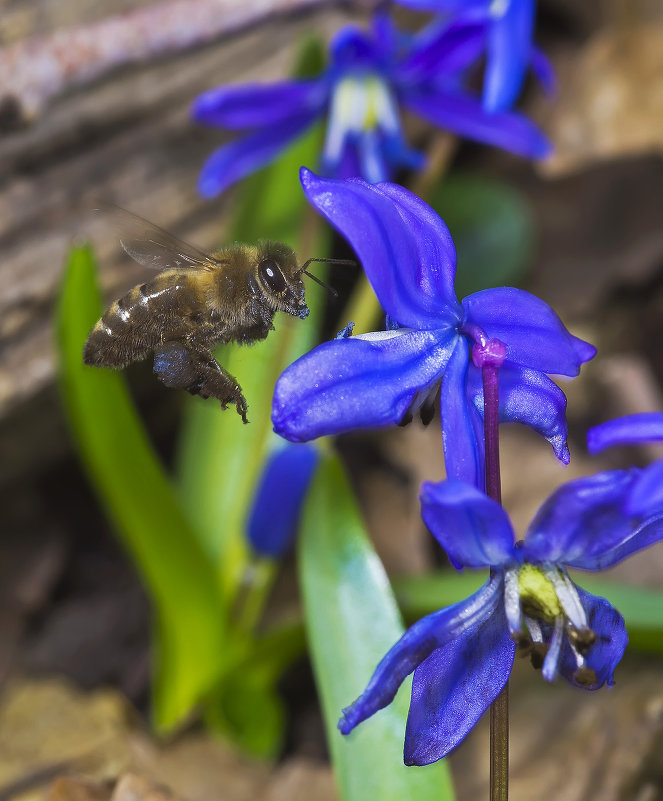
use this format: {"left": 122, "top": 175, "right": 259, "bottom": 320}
{"left": 588, "top": 413, "right": 663, "bottom": 515}
{"left": 192, "top": 14, "right": 551, "bottom": 197}
{"left": 272, "top": 170, "right": 595, "bottom": 488}
{"left": 247, "top": 443, "right": 318, "bottom": 558}
{"left": 339, "top": 472, "right": 663, "bottom": 764}
{"left": 395, "top": 0, "right": 553, "bottom": 112}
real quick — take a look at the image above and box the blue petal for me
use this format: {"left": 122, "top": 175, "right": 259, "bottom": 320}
{"left": 329, "top": 26, "right": 385, "bottom": 70}
{"left": 462, "top": 287, "right": 596, "bottom": 376}
{"left": 300, "top": 169, "right": 461, "bottom": 329}
{"left": 558, "top": 587, "right": 628, "bottom": 690}
{"left": 370, "top": 11, "right": 401, "bottom": 57}
{"left": 382, "top": 134, "right": 426, "bottom": 172}
{"left": 272, "top": 328, "right": 457, "bottom": 442}
{"left": 322, "top": 131, "right": 423, "bottom": 183}
{"left": 420, "top": 479, "right": 517, "bottom": 568}
{"left": 466, "top": 363, "right": 570, "bottom": 465}
{"left": 567, "top": 511, "right": 663, "bottom": 570}
{"left": 522, "top": 469, "right": 663, "bottom": 569}
{"left": 403, "top": 88, "right": 552, "bottom": 159}
{"left": 587, "top": 412, "right": 663, "bottom": 453}
{"left": 356, "top": 130, "right": 392, "bottom": 184}
{"left": 404, "top": 599, "right": 515, "bottom": 764}
{"left": 321, "top": 137, "right": 362, "bottom": 180}
{"left": 440, "top": 337, "right": 483, "bottom": 486}
{"left": 338, "top": 578, "right": 502, "bottom": 735}
{"left": 530, "top": 46, "right": 557, "bottom": 95}
{"left": 398, "top": 18, "right": 486, "bottom": 82}
{"left": 198, "top": 112, "right": 318, "bottom": 197}
{"left": 625, "top": 460, "right": 663, "bottom": 515}
{"left": 483, "top": 0, "right": 535, "bottom": 112}
{"left": 247, "top": 444, "right": 318, "bottom": 558}
{"left": 191, "top": 80, "right": 327, "bottom": 129}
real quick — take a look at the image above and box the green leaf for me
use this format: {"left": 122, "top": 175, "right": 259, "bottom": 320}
{"left": 299, "top": 453, "right": 456, "bottom": 801}
{"left": 175, "top": 36, "right": 329, "bottom": 754}
{"left": 175, "top": 326, "right": 300, "bottom": 594}
{"left": 203, "top": 617, "right": 307, "bottom": 758}
{"left": 176, "top": 119, "right": 328, "bottom": 599}
{"left": 429, "top": 174, "right": 535, "bottom": 299}
{"left": 56, "top": 245, "right": 227, "bottom": 731}
{"left": 292, "top": 34, "right": 327, "bottom": 79}
{"left": 176, "top": 35, "right": 327, "bottom": 591}
{"left": 175, "top": 116, "right": 328, "bottom": 754}
{"left": 204, "top": 669, "right": 286, "bottom": 759}
{"left": 396, "top": 571, "right": 663, "bottom": 654}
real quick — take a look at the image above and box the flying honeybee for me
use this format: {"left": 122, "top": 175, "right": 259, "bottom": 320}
{"left": 83, "top": 207, "right": 350, "bottom": 422}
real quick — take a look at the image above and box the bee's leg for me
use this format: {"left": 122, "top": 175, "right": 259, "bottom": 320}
{"left": 153, "top": 342, "right": 249, "bottom": 423}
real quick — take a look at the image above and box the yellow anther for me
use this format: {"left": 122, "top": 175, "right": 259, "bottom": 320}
{"left": 517, "top": 564, "right": 562, "bottom": 623}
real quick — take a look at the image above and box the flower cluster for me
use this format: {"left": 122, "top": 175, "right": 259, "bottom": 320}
{"left": 189, "top": 0, "right": 662, "bottom": 778}
{"left": 266, "top": 170, "right": 663, "bottom": 763}
{"left": 192, "top": 12, "right": 551, "bottom": 196}
{"left": 273, "top": 169, "right": 595, "bottom": 487}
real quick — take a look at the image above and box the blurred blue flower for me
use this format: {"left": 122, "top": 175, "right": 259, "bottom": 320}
{"left": 588, "top": 413, "right": 663, "bottom": 515}
{"left": 340, "top": 471, "right": 663, "bottom": 764}
{"left": 272, "top": 170, "right": 594, "bottom": 488}
{"left": 192, "top": 14, "right": 551, "bottom": 197}
{"left": 395, "top": 0, "right": 552, "bottom": 112}
{"left": 247, "top": 443, "right": 318, "bottom": 558}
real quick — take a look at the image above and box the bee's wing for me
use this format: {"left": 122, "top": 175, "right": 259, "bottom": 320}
{"left": 98, "top": 203, "right": 222, "bottom": 271}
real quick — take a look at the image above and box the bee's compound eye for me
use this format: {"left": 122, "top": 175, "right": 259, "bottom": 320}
{"left": 259, "top": 259, "right": 287, "bottom": 294}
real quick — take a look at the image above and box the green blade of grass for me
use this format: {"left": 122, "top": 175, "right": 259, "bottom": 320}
{"left": 56, "top": 244, "right": 227, "bottom": 731}
{"left": 299, "top": 452, "right": 456, "bottom": 801}
{"left": 175, "top": 62, "right": 328, "bottom": 756}
{"left": 175, "top": 118, "right": 327, "bottom": 599}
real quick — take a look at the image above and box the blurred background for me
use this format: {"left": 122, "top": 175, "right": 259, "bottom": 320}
{"left": 1, "top": 0, "right": 663, "bottom": 799}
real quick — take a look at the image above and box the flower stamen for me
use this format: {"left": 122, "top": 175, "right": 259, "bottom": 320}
{"left": 506, "top": 562, "right": 599, "bottom": 682}
{"left": 324, "top": 74, "right": 403, "bottom": 183}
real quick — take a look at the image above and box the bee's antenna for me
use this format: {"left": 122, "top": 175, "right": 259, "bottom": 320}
{"left": 299, "top": 257, "right": 357, "bottom": 271}
{"left": 298, "top": 257, "right": 356, "bottom": 298}
{"left": 302, "top": 270, "right": 339, "bottom": 298}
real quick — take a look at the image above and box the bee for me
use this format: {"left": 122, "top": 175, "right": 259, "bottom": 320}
{"left": 84, "top": 208, "right": 348, "bottom": 422}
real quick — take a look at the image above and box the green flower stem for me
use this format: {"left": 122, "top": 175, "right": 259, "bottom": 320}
{"left": 234, "top": 558, "right": 278, "bottom": 636}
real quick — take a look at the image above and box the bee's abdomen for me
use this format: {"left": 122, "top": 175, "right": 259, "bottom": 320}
{"left": 84, "top": 283, "right": 157, "bottom": 368}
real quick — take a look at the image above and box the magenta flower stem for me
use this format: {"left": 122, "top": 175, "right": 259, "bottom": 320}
{"left": 482, "top": 363, "right": 502, "bottom": 505}
{"left": 482, "top": 362, "right": 509, "bottom": 801}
